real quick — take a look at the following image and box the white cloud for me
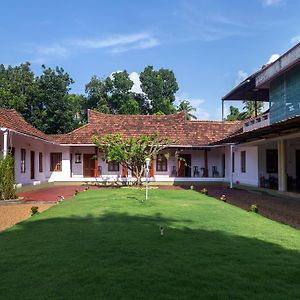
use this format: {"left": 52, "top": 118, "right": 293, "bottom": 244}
{"left": 291, "top": 35, "right": 300, "bottom": 45}
{"left": 267, "top": 53, "right": 280, "bottom": 64}
{"left": 262, "top": 0, "right": 284, "bottom": 6}
{"left": 235, "top": 70, "right": 248, "bottom": 85}
{"left": 129, "top": 72, "right": 143, "bottom": 94}
{"left": 28, "top": 32, "right": 159, "bottom": 64}
{"left": 68, "top": 32, "right": 158, "bottom": 53}
{"left": 37, "top": 44, "right": 67, "bottom": 57}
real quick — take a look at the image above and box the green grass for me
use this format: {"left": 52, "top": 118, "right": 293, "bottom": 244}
{"left": 1, "top": 188, "right": 300, "bottom": 299}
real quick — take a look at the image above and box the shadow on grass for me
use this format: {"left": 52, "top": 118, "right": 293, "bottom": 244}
{"left": 1, "top": 212, "right": 300, "bottom": 299}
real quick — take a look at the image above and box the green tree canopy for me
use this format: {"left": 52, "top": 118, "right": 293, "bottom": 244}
{"left": 177, "top": 100, "right": 197, "bottom": 120}
{"left": 140, "top": 66, "right": 179, "bottom": 114}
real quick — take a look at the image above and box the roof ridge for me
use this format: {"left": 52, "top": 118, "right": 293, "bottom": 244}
{"left": 89, "top": 110, "right": 186, "bottom": 118}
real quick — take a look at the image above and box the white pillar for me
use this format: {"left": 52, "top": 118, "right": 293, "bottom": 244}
{"left": 230, "top": 145, "right": 234, "bottom": 189}
{"left": 1, "top": 128, "right": 8, "bottom": 158}
{"left": 278, "top": 140, "right": 287, "bottom": 192}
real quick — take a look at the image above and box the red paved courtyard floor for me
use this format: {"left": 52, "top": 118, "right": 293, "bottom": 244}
{"left": 17, "top": 186, "right": 86, "bottom": 203}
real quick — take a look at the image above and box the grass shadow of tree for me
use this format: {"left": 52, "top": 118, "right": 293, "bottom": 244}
{"left": 0, "top": 212, "right": 300, "bottom": 299}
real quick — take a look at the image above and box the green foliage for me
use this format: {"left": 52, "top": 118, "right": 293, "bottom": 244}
{"left": 250, "top": 204, "right": 258, "bottom": 213}
{"left": 140, "top": 66, "right": 179, "bottom": 114}
{"left": 93, "top": 133, "right": 170, "bottom": 184}
{"left": 0, "top": 63, "right": 83, "bottom": 134}
{"left": 0, "top": 63, "right": 180, "bottom": 132}
{"left": 200, "top": 188, "right": 208, "bottom": 195}
{"left": 226, "top": 102, "right": 264, "bottom": 121}
{"left": 29, "top": 66, "right": 76, "bottom": 134}
{"left": 0, "top": 154, "right": 16, "bottom": 200}
{"left": 0, "top": 62, "right": 36, "bottom": 114}
{"left": 177, "top": 100, "right": 197, "bottom": 120}
{"left": 226, "top": 106, "right": 241, "bottom": 121}
{"left": 31, "top": 206, "right": 39, "bottom": 216}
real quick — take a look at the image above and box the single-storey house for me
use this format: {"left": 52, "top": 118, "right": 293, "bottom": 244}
{"left": 1, "top": 41, "right": 300, "bottom": 194}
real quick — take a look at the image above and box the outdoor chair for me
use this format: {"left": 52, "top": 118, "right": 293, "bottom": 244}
{"left": 171, "top": 166, "right": 177, "bottom": 177}
{"left": 193, "top": 166, "right": 200, "bottom": 177}
{"left": 212, "top": 166, "right": 219, "bottom": 177}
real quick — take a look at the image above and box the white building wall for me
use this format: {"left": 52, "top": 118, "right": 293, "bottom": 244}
{"left": 46, "top": 145, "right": 71, "bottom": 182}
{"left": 232, "top": 145, "right": 259, "bottom": 186}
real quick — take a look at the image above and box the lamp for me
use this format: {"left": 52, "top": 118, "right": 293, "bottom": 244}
{"left": 145, "top": 157, "right": 151, "bottom": 201}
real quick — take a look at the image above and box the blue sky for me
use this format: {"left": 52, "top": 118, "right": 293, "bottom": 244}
{"left": 1, "top": 0, "right": 300, "bottom": 120}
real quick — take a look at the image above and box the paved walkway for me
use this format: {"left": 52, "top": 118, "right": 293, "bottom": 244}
{"left": 17, "top": 185, "right": 86, "bottom": 203}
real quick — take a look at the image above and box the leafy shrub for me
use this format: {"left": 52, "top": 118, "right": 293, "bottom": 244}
{"left": 0, "top": 154, "right": 16, "bottom": 200}
{"left": 220, "top": 194, "right": 227, "bottom": 202}
{"left": 200, "top": 188, "right": 208, "bottom": 195}
{"left": 250, "top": 204, "right": 258, "bottom": 213}
{"left": 31, "top": 206, "right": 39, "bottom": 216}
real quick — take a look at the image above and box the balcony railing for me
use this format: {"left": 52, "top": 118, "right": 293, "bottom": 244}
{"left": 243, "top": 112, "right": 270, "bottom": 132}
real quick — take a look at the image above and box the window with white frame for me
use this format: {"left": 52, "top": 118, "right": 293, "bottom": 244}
{"left": 21, "top": 148, "right": 26, "bottom": 173}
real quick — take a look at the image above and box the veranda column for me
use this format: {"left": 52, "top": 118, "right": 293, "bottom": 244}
{"left": 94, "top": 147, "right": 98, "bottom": 177}
{"left": 277, "top": 140, "right": 287, "bottom": 192}
{"left": 1, "top": 128, "right": 8, "bottom": 158}
{"left": 204, "top": 149, "right": 208, "bottom": 177}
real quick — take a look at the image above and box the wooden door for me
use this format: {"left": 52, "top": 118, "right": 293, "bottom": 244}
{"left": 178, "top": 159, "right": 184, "bottom": 177}
{"left": 83, "top": 154, "right": 94, "bottom": 177}
{"left": 178, "top": 154, "right": 191, "bottom": 177}
{"left": 30, "top": 151, "right": 35, "bottom": 179}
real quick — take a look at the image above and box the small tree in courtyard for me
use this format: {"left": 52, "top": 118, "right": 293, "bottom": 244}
{"left": 0, "top": 154, "right": 16, "bottom": 200}
{"left": 92, "top": 133, "right": 170, "bottom": 185}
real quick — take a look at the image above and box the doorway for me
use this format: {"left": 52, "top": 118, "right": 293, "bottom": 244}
{"left": 178, "top": 154, "right": 191, "bottom": 177}
{"left": 83, "top": 154, "right": 94, "bottom": 177}
{"left": 30, "top": 151, "right": 35, "bottom": 179}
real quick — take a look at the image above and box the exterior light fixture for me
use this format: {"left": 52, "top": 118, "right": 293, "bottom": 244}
{"left": 145, "top": 157, "right": 151, "bottom": 201}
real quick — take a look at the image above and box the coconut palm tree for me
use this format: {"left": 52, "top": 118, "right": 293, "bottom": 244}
{"left": 177, "top": 100, "right": 197, "bottom": 120}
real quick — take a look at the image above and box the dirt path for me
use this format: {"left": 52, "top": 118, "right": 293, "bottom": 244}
{"left": 0, "top": 203, "right": 53, "bottom": 232}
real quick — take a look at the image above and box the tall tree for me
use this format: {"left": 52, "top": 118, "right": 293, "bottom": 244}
{"left": 29, "top": 65, "right": 75, "bottom": 134}
{"left": 177, "top": 100, "right": 197, "bottom": 120}
{"left": 226, "top": 106, "right": 241, "bottom": 121}
{"left": 242, "top": 101, "right": 264, "bottom": 119}
{"left": 0, "top": 62, "right": 36, "bottom": 115}
{"left": 85, "top": 75, "right": 109, "bottom": 112}
{"left": 140, "top": 66, "right": 179, "bottom": 114}
{"left": 107, "top": 71, "right": 137, "bottom": 114}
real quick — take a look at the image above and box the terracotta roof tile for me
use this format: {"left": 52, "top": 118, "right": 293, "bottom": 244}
{"left": 51, "top": 110, "right": 242, "bottom": 146}
{"left": 0, "top": 108, "right": 54, "bottom": 142}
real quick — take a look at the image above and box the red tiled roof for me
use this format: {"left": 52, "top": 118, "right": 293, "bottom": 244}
{"left": 0, "top": 108, "right": 54, "bottom": 142}
{"left": 51, "top": 110, "right": 242, "bottom": 146}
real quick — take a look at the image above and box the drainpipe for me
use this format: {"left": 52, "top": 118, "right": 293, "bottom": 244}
{"left": 230, "top": 144, "right": 234, "bottom": 189}
{"left": 1, "top": 128, "right": 8, "bottom": 158}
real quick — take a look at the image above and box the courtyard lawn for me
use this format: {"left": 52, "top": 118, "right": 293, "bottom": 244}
{"left": 1, "top": 189, "right": 300, "bottom": 299}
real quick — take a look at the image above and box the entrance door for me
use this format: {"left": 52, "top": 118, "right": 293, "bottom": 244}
{"left": 30, "top": 151, "right": 35, "bottom": 179}
{"left": 83, "top": 154, "right": 94, "bottom": 177}
{"left": 296, "top": 150, "right": 300, "bottom": 188}
{"left": 178, "top": 154, "right": 191, "bottom": 177}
